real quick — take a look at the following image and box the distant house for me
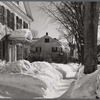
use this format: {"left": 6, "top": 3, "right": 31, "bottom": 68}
{"left": 31, "top": 33, "right": 70, "bottom": 62}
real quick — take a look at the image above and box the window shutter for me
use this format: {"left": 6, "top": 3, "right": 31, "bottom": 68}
{"left": 19, "top": 19, "right": 22, "bottom": 29}
{"left": 0, "top": 41, "right": 3, "bottom": 60}
{"left": 4, "top": 8, "right": 7, "bottom": 25}
{"left": 56, "top": 47, "right": 57, "bottom": 52}
{"left": 23, "top": 21, "right": 25, "bottom": 28}
{"left": 2, "top": 6, "right": 5, "bottom": 25}
{"left": 40, "top": 47, "right": 41, "bottom": 52}
{"left": 2, "top": 6, "right": 6, "bottom": 25}
{"left": 36, "top": 47, "right": 37, "bottom": 52}
{"left": 18, "top": 17, "right": 20, "bottom": 29}
{"left": 11, "top": 13, "right": 15, "bottom": 30}
{"left": 7, "top": 9, "right": 10, "bottom": 27}
{"left": 16, "top": 16, "right": 18, "bottom": 29}
{"left": 52, "top": 47, "right": 53, "bottom": 52}
{"left": 10, "top": 13, "right": 15, "bottom": 30}
{"left": 25, "top": 23, "right": 28, "bottom": 28}
{"left": 9, "top": 12, "right": 13, "bottom": 29}
{"left": 0, "top": 5, "right": 2, "bottom": 23}
{"left": 0, "top": 6, "right": 4, "bottom": 24}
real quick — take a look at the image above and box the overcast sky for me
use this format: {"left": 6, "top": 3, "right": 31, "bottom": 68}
{"left": 29, "top": 1, "right": 60, "bottom": 39}
{"left": 29, "top": 1, "right": 100, "bottom": 39}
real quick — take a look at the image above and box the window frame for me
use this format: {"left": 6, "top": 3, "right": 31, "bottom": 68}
{"left": 52, "top": 47, "right": 57, "bottom": 52}
{"left": 45, "top": 38, "right": 49, "bottom": 43}
{"left": 36, "top": 47, "right": 41, "bottom": 53}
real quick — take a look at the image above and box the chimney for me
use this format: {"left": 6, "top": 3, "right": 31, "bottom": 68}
{"left": 46, "top": 32, "right": 48, "bottom": 35}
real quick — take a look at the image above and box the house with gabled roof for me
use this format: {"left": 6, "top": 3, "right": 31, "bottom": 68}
{"left": 31, "top": 32, "right": 70, "bottom": 62}
{"left": 0, "top": 1, "right": 33, "bottom": 62}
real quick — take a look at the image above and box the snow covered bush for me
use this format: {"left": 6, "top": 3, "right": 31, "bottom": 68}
{"left": 0, "top": 60, "right": 6, "bottom": 70}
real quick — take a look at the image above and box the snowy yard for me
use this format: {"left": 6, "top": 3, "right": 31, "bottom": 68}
{"left": 0, "top": 60, "right": 99, "bottom": 99}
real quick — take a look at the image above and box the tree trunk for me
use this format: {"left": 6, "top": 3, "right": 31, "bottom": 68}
{"left": 84, "top": 2, "right": 99, "bottom": 74}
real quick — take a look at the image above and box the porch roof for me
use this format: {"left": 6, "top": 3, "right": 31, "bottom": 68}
{"left": 9, "top": 29, "right": 33, "bottom": 42}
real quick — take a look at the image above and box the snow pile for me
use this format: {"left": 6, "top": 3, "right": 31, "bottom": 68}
{"left": 0, "top": 60, "right": 37, "bottom": 75}
{"left": 31, "top": 61, "right": 64, "bottom": 97}
{"left": 0, "top": 74, "right": 46, "bottom": 98}
{"left": 31, "top": 61, "right": 63, "bottom": 81}
{"left": 9, "top": 29, "right": 33, "bottom": 41}
{"left": 0, "top": 60, "right": 81, "bottom": 98}
{"left": 0, "top": 60, "right": 48, "bottom": 98}
{"left": 65, "top": 65, "right": 100, "bottom": 99}
{"left": 51, "top": 63, "right": 80, "bottom": 79}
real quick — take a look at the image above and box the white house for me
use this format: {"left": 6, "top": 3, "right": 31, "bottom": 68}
{"left": 31, "top": 32, "right": 70, "bottom": 62}
{"left": 0, "top": 1, "right": 33, "bottom": 62}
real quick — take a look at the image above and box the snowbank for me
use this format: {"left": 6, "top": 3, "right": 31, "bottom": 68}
{"left": 51, "top": 63, "right": 80, "bottom": 79}
{"left": 69, "top": 65, "right": 100, "bottom": 99}
{"left": 0, "top": 60, "right": 81, "bottom": 98}
{"left": 31, "top": 61, "right": 63, "bottom": 81}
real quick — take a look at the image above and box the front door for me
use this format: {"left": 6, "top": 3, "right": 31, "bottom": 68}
{"left": 9, "top": 45, "right": 15, "bottom": 62}
{"left": 16, "top": 45, "right": 23, "bottom": 60}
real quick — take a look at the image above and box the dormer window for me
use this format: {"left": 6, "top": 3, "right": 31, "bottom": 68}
{"left": 45, "top": 38, "right": 49, "bottom": 43}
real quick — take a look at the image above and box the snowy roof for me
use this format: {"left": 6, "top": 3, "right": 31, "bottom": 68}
{"left": 9, "top": 29, "right": 33, "bottom": 41}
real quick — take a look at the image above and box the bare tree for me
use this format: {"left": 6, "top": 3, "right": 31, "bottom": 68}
{"left": 40, "top": 2, "right": 85, "bottom": 64}
{"left": 41, "top": 1, "right": 99, "bottom": 74}
{"left": 31, "top": 29, "right": 38, "bottom": 38}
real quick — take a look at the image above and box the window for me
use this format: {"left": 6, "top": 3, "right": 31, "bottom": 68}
{"left": 23, "top": 21, "right": 28, "bottom": 29}
{"left": 19, "top": 19, "right": 22, "bottom": 29}
{"left": 59, "top": 48, "right": 63, "bottom": 52}
{"left": 0, "top": 5, "right": 15, "bottom": 30}
{"left": 16, "top": 16, "right": 22, "bottom": 29}
{"left": 0, "top": 6, "right": 5, "bottom": 25}
{"left": 52, "top": 47, "right": 57, "bottom": 52}
{"left": 36, "top": 47, "right": 41, "bottom": 53}
{"left": 45, "top": 38, "right": 49, "bottom": 43}
{"left": 7, "top": 9, "right": 10, "bottom": 27}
